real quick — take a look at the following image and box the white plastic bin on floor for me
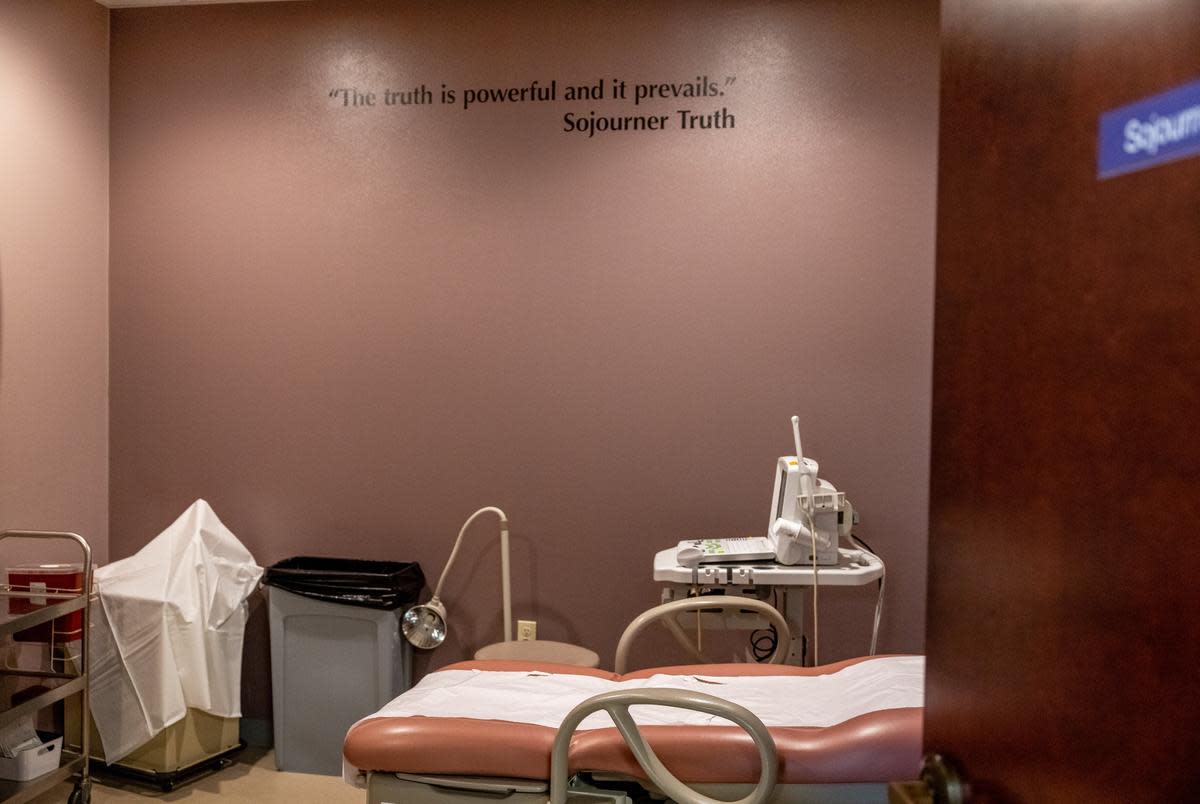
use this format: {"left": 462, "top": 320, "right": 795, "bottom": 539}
{"left": 0, "top": 734, "right": 62, "bottom": 782}
{"left": 267, "top": 587, "right": 412, "bottom": 775}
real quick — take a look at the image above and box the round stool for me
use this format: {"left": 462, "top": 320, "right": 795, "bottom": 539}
{"left": 473, "top": 639, "right": 600, "bottom": 668}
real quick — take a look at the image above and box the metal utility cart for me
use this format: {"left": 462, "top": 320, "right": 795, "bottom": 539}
{"left": 0, "top": 531, "right": 93, "bottom": 804}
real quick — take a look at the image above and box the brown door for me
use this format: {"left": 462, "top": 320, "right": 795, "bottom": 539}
{"left": 927, "top": 1, "right": 1200, "bottom": 801}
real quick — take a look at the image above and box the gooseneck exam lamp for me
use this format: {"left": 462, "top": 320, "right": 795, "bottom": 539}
{"left": 402, "top": 506, "right": 511, "bottom": 650}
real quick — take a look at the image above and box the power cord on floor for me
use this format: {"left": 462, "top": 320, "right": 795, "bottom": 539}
{"left": 749, "top": 623, "right": 778, "bottom": 662}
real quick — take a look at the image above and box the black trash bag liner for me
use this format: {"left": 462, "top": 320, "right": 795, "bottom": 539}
{"left": 263, "top": 556, "right": 425, "bottom": 610}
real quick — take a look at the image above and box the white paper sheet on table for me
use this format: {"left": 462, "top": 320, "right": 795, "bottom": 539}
{"left": 89, "top": 500, "right": 263, "bottom": 762}
{"left": 359, "top": 655, "right": 926, "bottom": 730}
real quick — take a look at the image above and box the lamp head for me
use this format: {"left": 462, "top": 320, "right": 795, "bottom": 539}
{"left": 402, "top": 597, "right": 448, "bottom": 649}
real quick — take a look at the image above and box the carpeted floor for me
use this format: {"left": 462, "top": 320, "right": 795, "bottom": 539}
{"left": 28, "top": 747, "right": 361, "bottom": 803}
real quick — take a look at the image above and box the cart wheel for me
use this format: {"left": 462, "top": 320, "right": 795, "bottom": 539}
{"left": 68, "top": 783, "right": 90, "bottom": 804}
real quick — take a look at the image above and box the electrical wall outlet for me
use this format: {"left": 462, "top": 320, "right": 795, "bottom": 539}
{"left": 517, "top": 620, "right": 537, "bottom": 641}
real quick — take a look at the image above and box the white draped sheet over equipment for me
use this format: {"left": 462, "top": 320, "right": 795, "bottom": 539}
{"left": 88, "top": 500, "right": 263, "bottom": 762}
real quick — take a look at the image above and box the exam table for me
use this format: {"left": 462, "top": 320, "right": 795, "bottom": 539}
{"left": 343, "top": 598, "right": 923, "bottom": 803}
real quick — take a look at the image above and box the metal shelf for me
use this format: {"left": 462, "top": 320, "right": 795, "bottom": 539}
{"left": 0, "top": 594, "right": 87, "bottom": 639}
{"left": 0, "top": 753, "right": 84, "bottom": 804}
{"left": 0, "top": 531, "right": 93, "bottom": 804}
{"left": 0, "top": 678, "right": 85, "bottom": 729}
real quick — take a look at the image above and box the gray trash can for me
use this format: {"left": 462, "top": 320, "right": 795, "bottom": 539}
{"left": 264, "top": 557, "right": 425, "bottom": 775}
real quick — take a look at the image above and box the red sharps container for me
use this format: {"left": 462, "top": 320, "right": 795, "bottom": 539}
{"left": 6, "top": 564, "right": 85, "bottom": 644}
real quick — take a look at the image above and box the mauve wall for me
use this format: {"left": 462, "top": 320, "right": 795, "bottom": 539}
{"left": 0, "top": 0, "right": 109, "bottom": 565}
{"left": 109, "top": 0, "right": 937, "bottom": 720}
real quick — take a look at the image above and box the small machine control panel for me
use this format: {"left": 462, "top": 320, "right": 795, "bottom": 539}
{"left": 676, "top": 537, "right": 776, "bottom": 566}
